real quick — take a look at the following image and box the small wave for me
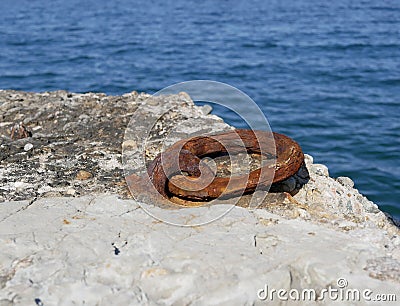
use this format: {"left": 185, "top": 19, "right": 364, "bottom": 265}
{"left": 292, "top": 42, "right": 400, "bottom": 50}
{"left": 370, "top": 6, "right": 400, "bottom": 12}
{"left": 2, "top": 71, "right": 60, "bottom": 79}
{"left": 379, "top": 78, "right": 400, "bottom": 86}
{"left": 230, "top": 62, "right": 266, "bottom": 70}
{"left": 240, "top": 41, "right": 278, "bottom": 48}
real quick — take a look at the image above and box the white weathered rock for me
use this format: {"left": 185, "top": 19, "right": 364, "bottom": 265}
{"left": 0, "top": 193, "right": 399, "bottom": 305}
{"left": 304, "top": 153, "right": 313, "bottom": 165}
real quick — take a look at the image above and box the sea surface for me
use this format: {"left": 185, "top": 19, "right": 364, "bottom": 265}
{"left": 1, "top": 0, "right": 399, "bottom": 218}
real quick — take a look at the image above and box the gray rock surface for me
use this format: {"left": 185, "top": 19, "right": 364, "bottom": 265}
{"left": 1, "top": 90, "right": 399, "bottom": 305}
{"left": 0, "top": 90, "right": 231, "bottom": 202}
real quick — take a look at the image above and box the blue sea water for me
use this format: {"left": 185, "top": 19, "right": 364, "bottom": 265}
{"left": 0, "top": 0, "right": 399, "bottom": 218}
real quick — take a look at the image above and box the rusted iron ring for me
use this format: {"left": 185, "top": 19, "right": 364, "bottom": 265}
{"left": 148, "top": 129, "right": 304, "bottom": 200}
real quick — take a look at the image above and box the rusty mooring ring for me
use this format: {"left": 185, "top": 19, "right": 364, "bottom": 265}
{"left": 147, "top": 129, "right": 304, "bottom": 201}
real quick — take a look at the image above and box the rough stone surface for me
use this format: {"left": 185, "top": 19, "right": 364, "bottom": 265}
{"left": 1, "top": 90, "right": 140, "bottom": 201}
{"left": 0, "top": 90, "right": 229, "bottom": 201}
{"left": 1, "top": 90, "right": 399, "bottom": 305}
{"left": 0, "top": 195, "right": 399, "bottom": 305}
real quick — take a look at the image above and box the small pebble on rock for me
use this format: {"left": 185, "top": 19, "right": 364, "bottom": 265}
{"left": 24, "top": 143, "right": 33, "bottom": 151}
{"left": 65, "top": 188, "right": 76, "bottom": 196}
{"left": 75, "top": 170, "right": 93, "bottom": 180}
